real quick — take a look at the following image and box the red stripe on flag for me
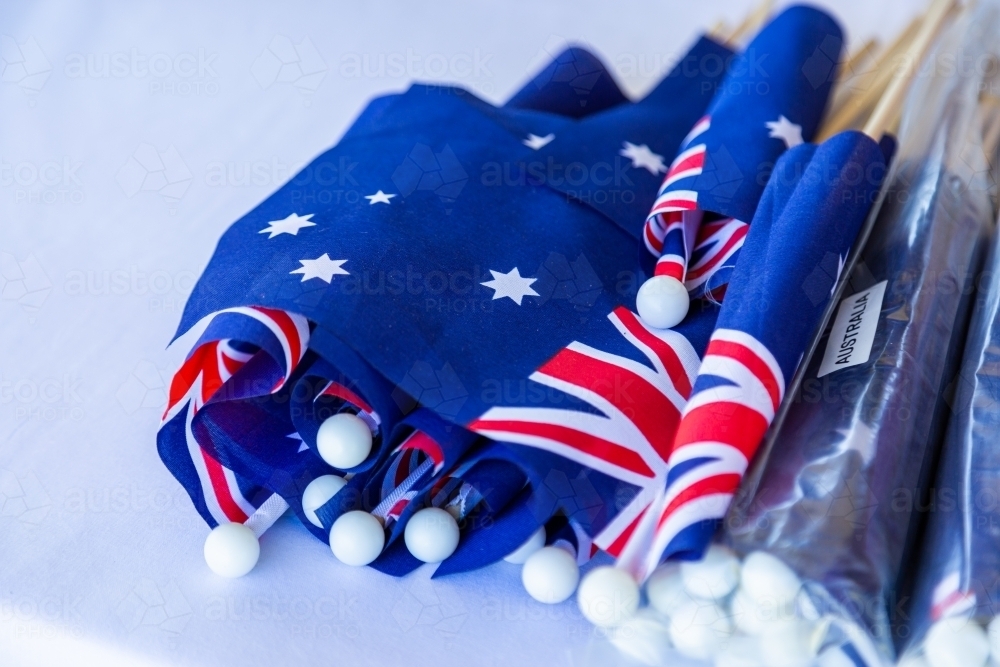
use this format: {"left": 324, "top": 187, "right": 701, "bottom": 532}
{"left": 602, "top": 508, "right": 644, "bottom": 558}
{"left": 400, "top": 430, "right": 444, "bottom": 467}
{"left": 540, "top": 347, "right": 679, "bottom": 457}
{"left": 672, "top": 402, "right": 768, "bottom": 460}
{"left": 166, "top": 343, "right": 213, "bottom": 417}
{"left": 654, "top": 260, "right": 685, "bottom": 281}
{"left": 387, "top": 498, "right": 410, "bottom": 519}
{"left": 468, "top": 418, "right": 656, "bottom": 478}
{"left": 666, "top": 150, "right": 705, "bottom": 179}
{"left": 200, "top": 448, "right": 250, "bottom": 523}
{"left": 656, "top": 473, "right": 740, "bottom": 531}
{"left": 321, "top": 381, "right": 375, "bottom": 415}
{"left": 220, "top": 347, "right": 246, "bottom": 376}
{"left": 254, "top": 306, "right": 304, "bottom": 373}
{"left": 687, "top": 223, "right": 748, "bottom": 280}
{"left": 644, "top": 223, "right": 665, "bottom": 254}
{"left": 651, "top": 197, "right": 698, "bottom": 215}
{"left": 614, "top": 307, "right": 692, "bottom": 398}
{"left": 704, "top": 339, "right": 782, "bottom": 411}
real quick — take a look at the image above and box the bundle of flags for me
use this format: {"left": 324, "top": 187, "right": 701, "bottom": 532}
{"left": 158, "top": 1, "right": 891, "bottom": 622}
{"left": 721, "top": 4, "right": 997, "bottom": 663}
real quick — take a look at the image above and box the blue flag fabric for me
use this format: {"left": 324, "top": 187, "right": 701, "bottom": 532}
{"left": 642, "top": 6, "right": 843, "bottom": 301}
{"left": 504, "top": 45, "right": 628, "bottom": 118}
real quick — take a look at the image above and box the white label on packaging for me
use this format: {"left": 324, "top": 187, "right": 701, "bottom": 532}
{"left": 817, "top": 280, "right": 887, "bottom": 378}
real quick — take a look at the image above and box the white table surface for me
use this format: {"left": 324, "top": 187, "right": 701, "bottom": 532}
{"left": 0, "top": 1, "right": 924, "bottom": 665}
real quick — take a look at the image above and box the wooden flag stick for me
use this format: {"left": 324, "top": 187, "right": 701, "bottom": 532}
{"left": 982, "top": 98, "right": 1000, "bottom": 158}
{"left": 826, "top": 38, "right": 880, "bottom": 119}
{"left": 708, "top": 19, "right": 731, "bottom": 41}
{"left": 726, "top": 0, "right": 773, "bottom": 46}
{"left": 843, "top": 38, "right": 880, "bottom": 77}
{"left": 713, "top": 0, "right": 773, "bottom": 47}
{"left": 818, "top": 16, "right": 923, "bottom": 140}
{"left": 863, "top": 0, "right": 956, "bottom": 139}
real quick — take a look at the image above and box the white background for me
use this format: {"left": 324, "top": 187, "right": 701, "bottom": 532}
{"left": 0, "top": 1, "right": 925, "bottom": 665}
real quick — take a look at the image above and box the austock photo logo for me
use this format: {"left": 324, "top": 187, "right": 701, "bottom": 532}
{"left": 1, "top": 34, "right": 51, "bottom": 99}
{"left": 251, "top": 35, "right": 327, "bottom": 96}
{"left": 115, "top": 359, "right": 171, "bottom": 415}
{"left": 1, "top": 156, "right": 86, "bottom": 205}
{"left": 0, "top": 469, "right": 52, "bottom": 526}
{"left": 116, "top": 579, "right": 192, "bottom": 636}
{"left": 800, "top": 33, "right": 841, "bottom": 90}
{"left": 64, "top": 47, "right": 220, "bottom": 97}
{"left": 392, "top": 143, "right": 469, "bottom": 212}
{"left": 532, "top": 252, "right": 603, "bottom": 314}
{"left": 116, "top": 143, "right": 193, "bottom": 209}
{"left": 392, "top": 577, "right": 468, "bottom": 642}
{"left": 0, "top": 251, "right": 52, "bottom": 322}
{"left": 1, "top": 370, "right": 85, "bottom": 423}
{"left": 525, "top": 35, "right": 604, "bottom": 109}
{"left": 392, "top": 361, "right": 469, "bottom": 421}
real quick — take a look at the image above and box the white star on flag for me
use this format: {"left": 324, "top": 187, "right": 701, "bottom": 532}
{"left": 523, "top": 133, "right": 555, "bottom": 150}
{"left": 481, "top": 267, "right": 539, "bottom": 305}
{"left": 259, "top": 212, "right": 316, "bottom": 238}
{"left": 290, "top": 253, "right": 349, "bottom": 283}
{"left": 766, "top": 115, "right": 804, "bottom": 149}
{"left": 364, "top": 190, "right": 396, "bottom": 205}
{"left": 619, "top": 141, "right": 666, "bottom": 174}
{"left": 287, "top": 432, "right": 308, "bottom": 453}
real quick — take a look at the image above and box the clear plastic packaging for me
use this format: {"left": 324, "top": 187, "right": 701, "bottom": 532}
{"left": 720, "top": 5, "right": 998, "bottom": 663}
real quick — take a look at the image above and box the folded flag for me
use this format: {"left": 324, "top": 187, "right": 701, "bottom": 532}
{"left": 645, "top": 129, "right": 892, "bottom": 572}
{"left": 637, "top": 5, "right": 843, "bottom": 329}
{"left": 163, "top": 35, "right": 732, "bottom": 564}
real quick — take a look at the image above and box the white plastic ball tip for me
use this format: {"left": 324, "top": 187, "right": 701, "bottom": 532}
{"left": 895, "top": 654, "right": 931, "bottom": 667}
{"left": 204, "top": 522, "right": 260, "bottom": 578}
{"left": 759, "top": 618, "right": 822, "bottom": 667}
{"left": 608, "top": 608, "right": 672, "bottom": 666}
{"left": 646, "top": 563, "right": 688, "bottom": 616}
{"left": 989, "top": 615, "right": 1000, "bottom": 664}
{"left": 714, "top": 635, "right": 765, "bottom": 667}
{"left": 636, "top": 275, "right": 689, "bottom": 329}
{"left": 503, "top": 526, "right": 546, "bottom": 564}
{"left": 329, "top": 510, "right": 385, "bottom": 566}
{"left": 316, "top": 413, "right": 373, "bottom": 469}
{"left": 521, "top": 546, "right": 580, "bottom": 604}
{"left": 924, "top": 617, "right": 990, "bottom": 667}
{"left": 577, "top": 566, "right": 640, "bottom": 628}
{"left": 301, "top": 475, "right": 347, "bottom": 528}
{"left": 740, "top": 551, "right": 802, "bottom": 608}
{"left": 404, "top": 507, "right": 460, "bottom": 563}
{"left": 668, "top": 599, "right": 734, "bottom": 661}
{"left": 731, "top": 584, "right": 796, "bottom": 636}
{"left": 680, "top": 544, "right": 741, "bottom": 600}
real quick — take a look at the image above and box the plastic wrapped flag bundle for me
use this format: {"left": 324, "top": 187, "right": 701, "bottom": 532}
{"left": 902, "top": 130, "right": 1000, "bottom": 667}
{"left": 710, "top": 5, "right": 998, "bottom": 665}
{"left": 899, "top": 218, "right": 1000, "bottom": 667}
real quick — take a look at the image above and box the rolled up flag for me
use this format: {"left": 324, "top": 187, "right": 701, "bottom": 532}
{"left": 647, "top": 129, "right": 892, "bottom": 569}
{"left": 637, "top": 5, "right": 843, "bottom": 329}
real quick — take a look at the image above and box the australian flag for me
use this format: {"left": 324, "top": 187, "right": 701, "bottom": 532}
{"left": 643, "top": 5, "right": 843, "bottom": 301}
{"left": 158, "top": 6, "right": 870, "bottom": 576}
